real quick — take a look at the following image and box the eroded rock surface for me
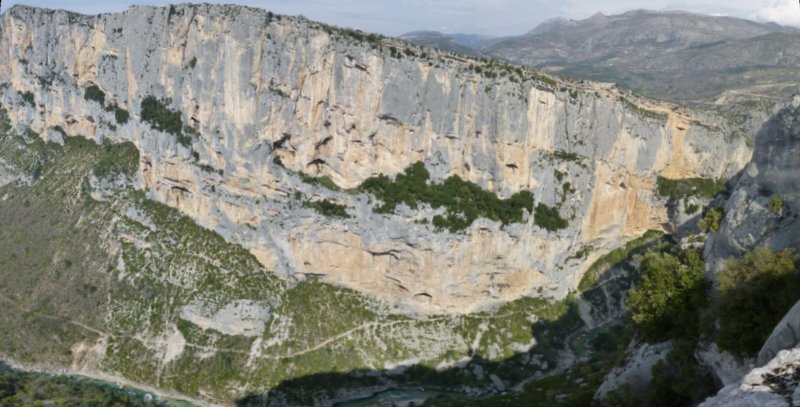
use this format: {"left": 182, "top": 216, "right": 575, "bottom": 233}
{"left": 706, "top": 94, "right": 800, "bottom": 275}
{"left": 700, "top": 348, "right": 800, "bottom": 407}
{"left": 0, "top": 4, "right": 750, "bottom": 312}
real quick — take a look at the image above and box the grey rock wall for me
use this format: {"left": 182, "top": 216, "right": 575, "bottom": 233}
{"left": 0, "top": 4, "right": 751, "bottom": 312}
{"left": 705, "top": 94, "right": 800, "bottom": 274}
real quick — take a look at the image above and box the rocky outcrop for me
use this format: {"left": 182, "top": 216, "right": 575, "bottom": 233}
{"left": 700, "top": 347, "right": 800, "bottom": 407}
{"left": 0, "top": 4, "right": 750, "bottom": 312}
{"left": 595, "top": 341, "right": 672, "bottom": 400}
{"left": 696, "top": 94, "right": 800, "bottom": 406}
{"left": 760, "top": 301, "right": 800, "bottom": 366}
{"left": 705, "top": 94, "right": 800, "bottom": 275}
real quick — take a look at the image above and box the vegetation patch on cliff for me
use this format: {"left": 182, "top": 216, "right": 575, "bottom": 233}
{"left": 140, "top": 96, "right": 189, "bottom": 145}
{"left": 656, "top": 176, "right": 726, "bottom": 201}
{"left": 303, "top": 199, "right": 351, "bottom": 218}
{"left": 84, "top": 85, "right": 130, "bottom": 125}
{"left": 627, "top": 247, "right": 710, "bottom": 342}
{"left": 359, "top": 161, "right": 534, "bottom": 232}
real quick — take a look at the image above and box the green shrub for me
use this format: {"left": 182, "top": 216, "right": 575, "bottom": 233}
{"left": 713, "top": 247, "right": 800, "bottom": 356}
{"left": 299, "top": 173, "right": 341, "bottom": 191}
{"left": 269, "top": 85, "right": 289, "bottom": 98}
{"left": 84, "top": 85, "right": 106, "bottom": 105}
{"left": 359, "top": 161, "right": 534, "bottom": 232}
{"left": 768, "top": 195, "right": 783, "bottom": 214}
{"left": 552, "top": 150, "right": 581, "bottom": 163}
{"left": 534, "top": 203, "right": 568, "bottom": 231}
{"left": 108, "top": 104, "right": 130, "bottom": 125}
{"left": 656, "top": 176, "right": 726, "bottom": 200}
{"left": 698, "top": 207, "right": 723, "bottom": 233}
{"left": 20, "top": 91, "right": 35, "bottom": 107}
{"left": 86, "top": 85, "right": 129, "bottom": 125}
{"left": 627, "top": 248, "right": 709, "bottom": 342}
{"left": 304, "top": 199, "right": 350, "bottom": 218}
{"left": 140, "top": 95, "right": 184, "bottom": 138}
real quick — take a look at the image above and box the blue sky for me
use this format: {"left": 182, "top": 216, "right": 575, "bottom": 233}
{"left": 2, "top": 0, "right": 799, "bottom": 36}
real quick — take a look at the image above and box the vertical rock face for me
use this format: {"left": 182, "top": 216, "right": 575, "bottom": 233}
{"left": 0, "top": 4, "right": 750, "bottom": 312}
{"left": 705, "top": 95, "right": 800, "bottom": 274}
{"left": 697, "top": 95, "right": 800, "bottom": 406}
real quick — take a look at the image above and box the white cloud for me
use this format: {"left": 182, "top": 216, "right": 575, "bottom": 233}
{"left": 755, "top": 0, "right": 800, "bottom": 26}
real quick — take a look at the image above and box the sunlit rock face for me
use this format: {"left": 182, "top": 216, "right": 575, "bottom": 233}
{"left": 0, "top": 4, "right": 750, "bottom": 312}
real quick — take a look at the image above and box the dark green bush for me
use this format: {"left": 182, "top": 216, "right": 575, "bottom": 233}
{"left": 304, "top": 199, "right": 350, "bottom": 218}
{"left": 714, "top": 247, "right": 800, "bottom": 356}
{"left": 20, "top": 91, "right": 35, "bottom": 107}
{"left": 552, "top": 150, "right": 581, "bottom": 163}
{"left": 84, "top": 85, "right": 106, "bottom": 105}
{"left": 656, "top": 176, "right": 725, "bottom": 200}
{"left": 93, "top": 141, "right": 140, "bottom": 178}
{"left": 359, "top": 161, "right": 534, "bottom": 232}
{"left": 768, "top": 195, "right": 783, "bottom": 214}
{"left": 534, "top": 203, "right": 568, "bottom": 231}
{"left": 140, "top": 95, "right": 184, "bottom": 138}
{"left": 698, "top": 207, "right": 723, "bottom": 233}
{"left": 627, "top": 248, "right": 709, "bottom": 342}
{"left": 86, "top": 85, "right": 129, "bottom": 125}
{"left": 299, "top": 173, "right": 341, "bottom": 191}
{"left": 106, "top": 104, "right": 130, "bottom": 125}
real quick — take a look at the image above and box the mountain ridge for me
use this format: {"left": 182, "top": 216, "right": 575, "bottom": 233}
{"left": 400, "top": 9, "right": 800, "bottom": 137}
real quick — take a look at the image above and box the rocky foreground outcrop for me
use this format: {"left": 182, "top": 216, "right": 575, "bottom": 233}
{"left": 700, "top": 347, "right": 800, "bottom": 407}
{"left": 0, "top": 4, "right": 750, "bottom": 312}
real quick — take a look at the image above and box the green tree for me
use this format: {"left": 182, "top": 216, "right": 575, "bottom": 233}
{"left": 140, "top": 96, "right": 183, "bottom": 137}
{"left": 642, "top": 339, "right": 717, "bottom": 407}
{"left": 698, "top": 207, "right": 723, "bottom": 233}
{"left": 768, "top": 195, "right": 783, "bottom": 215}
{"left": 627, "top": 248, "right": 710, "bottom": 342}
{"left": 714, "top": 247, "right": 800, "bottom": 356}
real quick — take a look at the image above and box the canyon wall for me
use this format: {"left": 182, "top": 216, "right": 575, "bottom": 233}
{"left": 0, "top": 4, "right": 751, "bottom": 312}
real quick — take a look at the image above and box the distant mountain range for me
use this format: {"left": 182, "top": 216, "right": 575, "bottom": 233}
{"left": 401, "top": 10, "right": 800, "bottom": 132}
{"left": 397, "top": 31, "right": 490, "bottom": 56}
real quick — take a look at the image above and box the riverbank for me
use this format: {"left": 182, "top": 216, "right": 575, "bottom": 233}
{"left": 0, "top": 356, "right": 209, "bottom": 407}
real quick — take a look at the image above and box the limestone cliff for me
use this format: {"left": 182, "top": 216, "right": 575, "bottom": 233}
{"left": 705, "top": 94, "right": 800, "bottom": 274}
{"left": 0, "top": 4, "right": 750, "bottom": 312}
{"left": 697, "top": 96, "right": 800, "bottom": 405}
